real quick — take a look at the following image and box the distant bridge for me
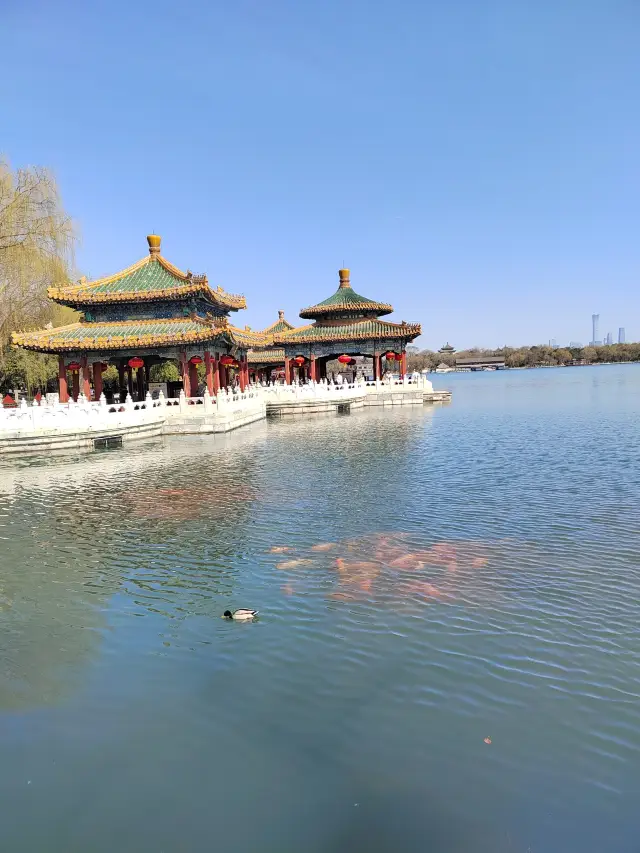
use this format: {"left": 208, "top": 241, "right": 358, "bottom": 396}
{"left": 455, "top": 356, "right": 506, "bottom": 371}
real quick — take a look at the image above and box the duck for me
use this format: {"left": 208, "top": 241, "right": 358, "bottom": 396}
{"left": 223, "top": 609, "right": 258, "bottom": 621}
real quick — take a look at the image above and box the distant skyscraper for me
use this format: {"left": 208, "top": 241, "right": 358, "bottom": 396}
{"left": 591, "top": 314, "right": 600, "bottom": 346}
{"left": 619, "top": 327, "right": 626, "bottom": 344}
{"left": 605, "top": 332, "right": 613, "bottom": 345}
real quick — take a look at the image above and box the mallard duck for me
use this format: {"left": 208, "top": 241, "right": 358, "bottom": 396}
{"left": 223, "top": 609, "right": 258, "bottom": 621}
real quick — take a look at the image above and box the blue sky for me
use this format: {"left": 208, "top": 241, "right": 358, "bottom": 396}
{"left": 1, "top": 0, "right": 638, "bottom": 348}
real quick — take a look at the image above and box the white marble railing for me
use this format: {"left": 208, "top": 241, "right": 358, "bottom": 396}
{"left": 160, "top": 387, "right": 264, "bottom": 417}
{"left": 253, "top": 373, "right": 434, "bottom": 398}
{"left": 363, "top": 373, "right": 434, "bottom": 393}
{"left": 0, "top": 387, "right": 267, "bottom": 435}
{"left": 0, "top": 392, "right": 164, "bottom": 435}
{"left": 258, "top": 379, "right": 367, "bottom": 401}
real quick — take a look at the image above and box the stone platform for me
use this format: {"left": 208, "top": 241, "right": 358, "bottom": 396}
{"left": 162, "top": 388, "right": 266, "bottom": 433}
{"left": 263, "top": 375, "right": 452, "bottom": 415}
{"left": 0, "top": 377, "right": 451, "bottom": 456}
{"left": 0, "top": 388, "right": 265, "bottom": 455}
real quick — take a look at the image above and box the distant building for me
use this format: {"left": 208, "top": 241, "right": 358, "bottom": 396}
{"left": 569, "top": 341, "right": 583, "bottom": 348}
{"left": 619, "top": 327, "right": 626, "bottom": 344}
{"left": 591, "top": 313, "right": 600, "bottom": 346}
{"left": 605, "top": 332, "right": 613, "bottom": 345}
{"left": 438, "top": 342, "right": 456, "bottom": 354}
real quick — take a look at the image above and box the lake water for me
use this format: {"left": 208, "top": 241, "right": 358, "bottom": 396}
{"left": 1, "top": 365, "right": 639, "bottom": 853}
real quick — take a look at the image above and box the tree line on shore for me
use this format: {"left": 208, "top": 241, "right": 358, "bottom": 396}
{"left": 407, "top": 343, "right": 639, "bottom": 373}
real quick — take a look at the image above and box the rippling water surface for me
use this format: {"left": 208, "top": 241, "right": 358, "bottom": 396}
{"left": 1, "top": 365, "right": 639, "bottom": 852}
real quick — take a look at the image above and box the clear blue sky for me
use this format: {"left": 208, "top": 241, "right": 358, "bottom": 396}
{"left": 2, "top": 0, "right": 638, "bottom": 348}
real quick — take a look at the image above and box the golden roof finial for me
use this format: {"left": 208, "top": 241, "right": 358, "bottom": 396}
{"left": 147, "top": 234, "right": 161, "bottom": 255}
{"left": 278, "top": 309, "right": 285, "bottom": 319}
{"left": 338, "top": 268, "right": 350, "bottom": 289}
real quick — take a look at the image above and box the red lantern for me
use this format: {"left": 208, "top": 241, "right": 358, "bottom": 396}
{"left": 220, "top": 355, "right": 235, "bottom": 366}
{"left": 348, "top": 358, "right": 357, "bottom": 366}
{"left": 385, "top": 352, "right": 396, "bottom": 361}
{"left": 128, "top": 357, "right": 144, "bottom": 369}
{"left": 294, "top": 356, "right": 306, "bottom": 366}
{"left": 189, "top": 356, "right": 203, "bottom": 365}
{"left": 67, "top": 361, "right": 81, "bottom": 371}
{"left": 395, "top": 353, "right": 404, "bottom": 361}
{"left": 338, "top": 354, "right": 351, "bottom": 364}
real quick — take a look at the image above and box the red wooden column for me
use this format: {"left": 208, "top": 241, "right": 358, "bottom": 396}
{"left": 81, "top": 356, "right": 91, "bottom": 399}
{"left": 58, "top": 356, "right": 69, "bottom": 402}
{"left": 188, "top": 360, "right": 199, "bottom": 397}
{"left": 212, "top": 353, "right": 220, "bottom": 394}
{"left": 136, "top": 367, "right": 145, "bottom": 400}
{"left": 179, "top": 351, "right": 191, "bottom": 397}
{"left": 239, "top": 359, "right": 248, "bottom": 392}
{"left": 400, "top": 351, "right": 407, "bottom": 379}
{"left": 310, "top": 355, "right": 317, "bottom": 382}
{"left": 93, "top": 362, "right": 104, "bottom": 400}
{"left": 72, "top": 370, "right": 80, "bottom": 402}
{"left": 118, "top": 363, "right": 126, "bottom": 397}
{"left": 218, "top": 360, "right": 227, "bottom": 390}
{"left": 204, "top": 351, "right": 214, "bottom": 395}
{"left": 284, "top": 356, "right": 291, "bottom": 384}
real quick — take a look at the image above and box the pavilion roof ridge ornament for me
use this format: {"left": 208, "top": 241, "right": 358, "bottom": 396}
{"left": 147, "top": 234, "right": 161, "bottom": 254}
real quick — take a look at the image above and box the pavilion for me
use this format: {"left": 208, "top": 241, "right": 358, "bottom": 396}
{"left": 12, "top": 236, "right": 263, "bottom": 402}
{"left": 438, "top": 342, "right": 456, "bottom": 354}
{"left": 273, "top": 269, "right": 421, "bottom": 383}
{"left": 247, "top": 311, "right": 295, "bottom": 382}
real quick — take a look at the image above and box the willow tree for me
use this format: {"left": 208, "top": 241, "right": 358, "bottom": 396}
{"left": 0, "top": 160, "right": 77, "bottom": 392}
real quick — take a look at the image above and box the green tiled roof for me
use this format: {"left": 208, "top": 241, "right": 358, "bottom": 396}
{"left": 247, "top": 348, "right": 285, "bottom": 364}
{"left": 299, "top": 269, "right": 392, "bottom": 319}
{"left": 262, "top": 312, "right": 295, "bottom": 336}
{"left": 12, "top": 317, "right": 259, "bottom": 353}
{"left": 88, "top": 259, "right": 186, "bottom": 294}
{"left": 48, "top": 249, "right": 246, "bottom": 311}
{"left": 274, "top": 318, "right": 421, "bottom": 345}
